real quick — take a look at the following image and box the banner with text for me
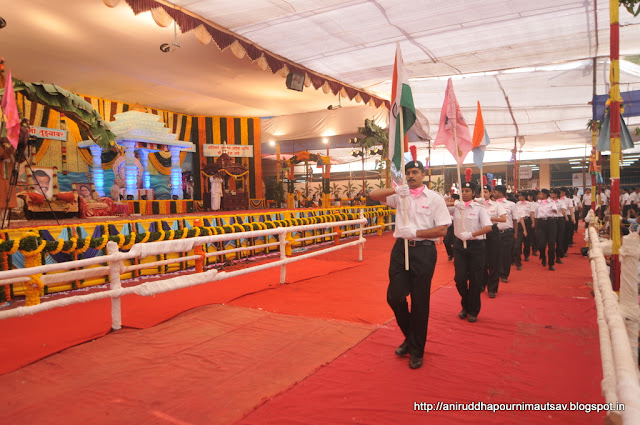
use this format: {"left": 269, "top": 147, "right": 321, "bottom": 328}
{"left": 202, "top": 144, "right": 254, "bottom": 158}
{"left": 29, "top": 126, "right": 68, "bottom": 141}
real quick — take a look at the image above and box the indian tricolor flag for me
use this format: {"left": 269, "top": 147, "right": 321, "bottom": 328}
{"left": 472, "top": 101, "right": 490, "bottom": 169}
{"left": 388, "top": 43, "right": 416, "bottom": 181}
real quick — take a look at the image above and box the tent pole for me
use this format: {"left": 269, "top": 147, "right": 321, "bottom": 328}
{"left": 609, "top": 0, "right": 621, "bottom": 291}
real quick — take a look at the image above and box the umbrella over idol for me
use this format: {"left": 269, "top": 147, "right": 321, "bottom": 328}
{"left": 472, "top": 101, "right": 491, "bottom": 184}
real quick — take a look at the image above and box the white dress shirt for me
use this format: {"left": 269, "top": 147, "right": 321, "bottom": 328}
{"left": 450, "top": 200, "right": 492, "bottom": 240}
{"left": 495, "top": 198, "right": 518, "bottom": 230}
{"left": 384, "top": 186, "right": 452, "bottom": 241}
{"left": 533, "top": 199, "right": 558, "bottom": 219}
{"left": 516, "top": 200, "right": 531, "bottom": 220}
{"left": 552, "top": 199, "right": 567, "bottom": 218}
{"left": 482, "top": 199, "right": 506, "bottom": 220}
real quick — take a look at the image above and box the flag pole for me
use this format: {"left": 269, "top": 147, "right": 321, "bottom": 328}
{"left": 453, "top": 123, "right": 467, "bottom": 248}
{"left": 399, "top": 107, "right": 410, "bottom": 270}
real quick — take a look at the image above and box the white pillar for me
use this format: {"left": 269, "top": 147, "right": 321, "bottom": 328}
{"left": 138, "top": 148, "right": 151, "bottom": 190}
{"left": 88, "top": 144, "right": 105, "bottom": 197}
{"left": 121, "top": 140, "right": 137, "bottom": 199}
{"left": 169, "top": 145, "right": 183, "bottom": 199}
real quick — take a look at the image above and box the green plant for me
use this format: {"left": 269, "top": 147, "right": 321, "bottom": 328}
{"left": 330, "top": 182, "right": 342, "bottom": 199}
{"left": 430, "top": 176, "right": 445, "bottom": 194}
{"left": 342, "top": 181, "right": 356, "bottom": 198}
{"left": 620, "top": 0, "right": 640, "bottom": 16}
{"left": 273, "top": 182, "right": 285, "bottom": 206}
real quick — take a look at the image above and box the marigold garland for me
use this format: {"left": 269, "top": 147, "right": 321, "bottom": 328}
{"left": 49, "top": 239, "right": 65, "bottom": 255}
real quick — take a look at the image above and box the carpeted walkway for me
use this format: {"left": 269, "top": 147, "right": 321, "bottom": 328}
{"left": 0, "top": 230, "right": 604, "bottom": 424}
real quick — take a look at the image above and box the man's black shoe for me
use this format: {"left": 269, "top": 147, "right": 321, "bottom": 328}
{"left": 467, "top": 315, "right": 478, "bottom": 323}
{"left": 458, "top": 309, "right": 468, "bottom": 319}
{"left": 549, "top": 265, "right": 555, "bottom": 271}
{"left": 516, "top": 265, "right": 522, "bottom": 270}
{"left": 488, "top": 292, "right": 496, "bottom": 298}
{"left": 409, "top": 355, "right": 423, "bottom": 369}
{"left": 448, "top": 256, "right": 453, "bottom": 261}
{"left": 524, "top": 257, "right": 529, "bottom": 262}
{"left": 541, "top": 258, "right": 547, "bottom": 266}
{"left": 556, "top": 258, "right": 563, "bottom": 264}
{"left": 500, "top": 277, "right": 508, "bottom": 283}
{"left": 395, "top": 342, "right": 409, "bottom": 356}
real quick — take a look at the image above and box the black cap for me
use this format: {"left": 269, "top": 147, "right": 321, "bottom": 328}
{"left": 482, "top": 184, "right": 492, "bottom": 191}
{"left": 494, "top": 185, "right": 507, "bottom": 195}
{"left": 405, "top": 160, "right": 425, "bottom": 172}
{"left": 551, "top": 188, "right": 561, "bottom": 195}
{"left": 540, "top": 189, "right": 550, "bottom": 196}
{"left": 462, "top": 181, "right": 478, "bottom": 192}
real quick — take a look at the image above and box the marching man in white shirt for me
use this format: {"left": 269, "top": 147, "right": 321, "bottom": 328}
{"left": 531, "top": 189, "right": 558, "bottom": 271}
{"left": 449, "top": 179, "right": 492, "bottom": 323}
{"left": 493, "top": 185, "right": 519, "bottom": 284}
{"left": 479, "top": 183, "right": 506, "bottom": 298}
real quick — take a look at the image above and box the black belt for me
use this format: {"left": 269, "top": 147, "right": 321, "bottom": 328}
{"left": 537, "top": 217, "right": 551, "bottom": 220}
{"left": 498, "top": 228, "right": 514, "bottom": 233}
{"left": 400, "top": 239, "right": 434, "bottom": 247}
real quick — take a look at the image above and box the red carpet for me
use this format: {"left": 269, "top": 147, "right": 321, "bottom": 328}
{"left": 0, "top": 304, "right": 374, "bottom": 425}
{"left": 0, "top": 228, "right": 605, "bottom": 424}
{"left": 236, "top": 287, "right": 602, "bottom": 425}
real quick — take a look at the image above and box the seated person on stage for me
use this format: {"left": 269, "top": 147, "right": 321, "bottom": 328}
{"left": 75, "top": 183, "right": 115, "bottom": 218}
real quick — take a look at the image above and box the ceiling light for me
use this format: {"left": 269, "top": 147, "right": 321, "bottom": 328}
{"left": 160, "top": 20, "right": 180, "bottom": 53}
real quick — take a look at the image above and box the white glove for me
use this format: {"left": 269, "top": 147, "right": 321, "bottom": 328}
{"left": 395, "top": 184, "right": 410, "bottom": 197}
{"left": 459, "top": 231, "right": 473, "bottom": 241}
{"left": 395, "top": 227, "right": 416, "bottom": 239}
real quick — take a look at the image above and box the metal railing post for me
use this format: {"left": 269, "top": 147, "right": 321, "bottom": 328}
{"left": 107, "top": 241, "right": 123, "bottom": 330}
{"left": 279, "top": 229, "right": 287, "bottom": 284}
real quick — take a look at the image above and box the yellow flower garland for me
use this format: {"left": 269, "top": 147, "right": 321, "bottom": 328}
{"left": 62, "top": 238, "right": 77, "bottom": 254}
{"left": 7, "top": 239, "right": 19, "bottom": 255}
{"left": 122, "top": 233, "right": 136, "bottom": 250}
{"left": 49, "top": 239, "right": 65, "bottom": 255}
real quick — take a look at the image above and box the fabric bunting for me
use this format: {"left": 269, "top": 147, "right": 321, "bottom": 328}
{"left": 1, "top": 70, "right": 21, "bottom": 149}
{"left": 596, "top": 110, "right": 635, "bottom": 152}
{"left": 471, "top": 101, "right": 490, "bottom": 169}
{"left": 388, "top": 43, "right": 417, "bottom": 184}
{"left": 434, "top": 78, "right": 473, "bottom": 166}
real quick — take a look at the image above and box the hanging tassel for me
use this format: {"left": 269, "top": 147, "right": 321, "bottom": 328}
{"left": 492, "top": 179, "right": 497, "bottom": 187}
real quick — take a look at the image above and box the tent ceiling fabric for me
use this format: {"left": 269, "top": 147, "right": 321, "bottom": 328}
{"left": 4, "top": 0, "right": 640, "bottom": 167}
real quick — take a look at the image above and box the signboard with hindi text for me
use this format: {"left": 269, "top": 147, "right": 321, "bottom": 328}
{"left": 202, "top": 144, "right": 254, "bottom": 158}
{"left": 518, "top": 166, "right": 533, "bottom": 179}
{"left": 29, "top": 126, "right": 67, "bottom": 141}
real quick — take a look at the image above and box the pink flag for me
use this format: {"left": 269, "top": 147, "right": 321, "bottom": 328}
{"left": 1, "top": 70, "right": 20, "bottom": 149}
{"left": 434, "top": 78, "right": 472, "bottom": 166}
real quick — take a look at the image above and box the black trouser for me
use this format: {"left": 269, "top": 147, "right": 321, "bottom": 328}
{"left": 574, "top": 210, "right": 580, "bottom": 232}
{"left": 536, "top": 218, "right": 556, "bottom": 266}
{"left": 513, "top": 222, "right": 529, "bottom": 267}
{"left": 387, "top": 239, "right": 437, "bottom": 358}
{"left": 483, "top": 226, "right": 501, "bottom": 293}
{"left": 498, "top": 228, "right": 514, "bottom": 279}
{"left": 454, "top": 239, "right": 486, "bottom": 316}
{"left": 555, "top": 217, "right": 566, "bottom": 261}
{"left": 566, "top": 215, "right": 575, "bottom": 246}
{"left": 443, "top": 224, "right": 455, "bottom": 258}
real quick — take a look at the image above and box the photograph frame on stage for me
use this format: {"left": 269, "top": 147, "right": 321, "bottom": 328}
{"left": 28, "top": 167, "right": 55, "bottom": 200}
{"left": 73, "top": 182, "right": 95, "bottom": 203}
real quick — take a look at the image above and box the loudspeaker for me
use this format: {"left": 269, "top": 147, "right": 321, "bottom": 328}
{"left": 286, "top": 72, "right": 305, "bottom": 92}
